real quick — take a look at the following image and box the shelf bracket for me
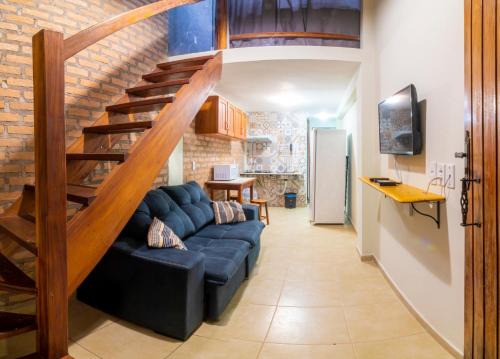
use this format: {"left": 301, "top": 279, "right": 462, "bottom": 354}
{"left": 409, "top": 201, "right": 441, "bottom": 229}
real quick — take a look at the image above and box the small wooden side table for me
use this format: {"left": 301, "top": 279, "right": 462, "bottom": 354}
{"left": 205, "top": 177, "right": 256, "bottom": 204}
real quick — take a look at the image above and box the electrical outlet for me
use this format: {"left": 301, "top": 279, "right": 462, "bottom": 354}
{"left": 437, "top": 163, "right": 445, "bottom": 184}
{"left": 429, "top": 161, "right": 437, "bottom": 178}
{"left": 445, "top": 164, "right": 455, "bottom": 189}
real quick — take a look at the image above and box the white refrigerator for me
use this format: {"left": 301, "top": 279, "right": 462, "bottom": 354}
{"left": 309, "top": 128, "right": 347, "bottom": 224}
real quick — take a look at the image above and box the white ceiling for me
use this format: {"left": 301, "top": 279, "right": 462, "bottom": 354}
{"left": 215, "top": 59, "right": 360, "bottom": 116}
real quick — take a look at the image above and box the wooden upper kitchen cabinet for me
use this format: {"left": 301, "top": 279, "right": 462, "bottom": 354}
{"left": 195, "top": 95, "right": 247, "bottom": 140}
{"left": 233, "top": 106, "right": 242, "bottom": 138}
{"left": 227, "top": 102, "right": 235, "bottom": 137}
{"left": 240, "top": 109, "right": 249, "bottom": 139}
{"left": 242, "top": 111, "right": 248, "bottom": 138}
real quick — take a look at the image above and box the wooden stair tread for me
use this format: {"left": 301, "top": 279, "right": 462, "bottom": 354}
{"left": 18, "top": 354, "right": 43, "bottom": 359}
{"left": 84, "top": 120, "right": 155, "bottom": 133}
{"left": 25, "top": 184, "right": 97, "bottom": 206}
{"left": 19, "top": 354, "right": 73, "bottom": 359}
{"left": 67, "top": 153, "right": 128, "bottom": 162}
{"left": 125, "top": 78, "right": 190, "bottom": 97}
{"left": 0, "top": 311, "right": 37, "bottom": 339}
{"left": 156, "top": 55, "right": 215, "bottom": 70}
{"left": 0, "top": 216, "right": 37, "bottom": 255}
{"left": 20, "top": 214, "right": 35, "bottom": 223}
{"left": 143, "top": 65, "right": 203, "bottom": 83}
{"left": 19, "top": 354, "right": 70, "bottom": 359}
{"left": 105, "top": 97, "right": 175, "bottom": 114}
{"left": 66, "top": 184, "right": 97, "bottom": 206}
{"left": 0, "top": 252, "right": 36, "bottom": 294}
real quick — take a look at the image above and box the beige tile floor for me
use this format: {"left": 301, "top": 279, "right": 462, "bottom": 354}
{"left": 1, "top": 207, "right": 454, "bottom": 359}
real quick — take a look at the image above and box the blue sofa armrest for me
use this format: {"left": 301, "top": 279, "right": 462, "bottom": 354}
{"left": 77, "top": 239, "right": 205, "bottom": 340}
{"left": 243, "top": 204, "right": 259, "bottom": 221}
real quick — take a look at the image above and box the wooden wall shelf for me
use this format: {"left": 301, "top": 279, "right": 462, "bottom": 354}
{"left": 360, "top": 176, "right": 445, "bottom": 228}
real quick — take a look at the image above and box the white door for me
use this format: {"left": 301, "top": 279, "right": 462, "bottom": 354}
{"left": 312, "top": 129, "right": 346, "bottom": 224}
{"left": 309, "top": 129, "right": 317, "bottom": 221}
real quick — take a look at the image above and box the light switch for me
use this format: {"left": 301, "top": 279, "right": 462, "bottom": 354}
{"left": 429, "top": 161, "right": 437, "bottom": 178}
{"left": 437, "top": 163, "right": 445, "bottom": 184}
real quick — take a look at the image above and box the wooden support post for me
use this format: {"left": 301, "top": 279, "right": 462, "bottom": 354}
{"left": 216, "top": 0, "right": 228, "bottom": 49}
{"left": 33, "top": 29, "right": 69, "bottom": 359}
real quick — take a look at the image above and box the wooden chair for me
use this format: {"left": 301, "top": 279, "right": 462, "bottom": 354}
{"left": 251, "top": 198, "right": 270, "bottom": 225}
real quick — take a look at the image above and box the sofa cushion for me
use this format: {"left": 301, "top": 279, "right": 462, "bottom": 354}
{"left": 147, "top": 217, "right": 187, "bottom": 250}
{"left": 195, "top": 220, "right": 265, "bottom": 248}
{"left": 212, "top": 201, "right": 246, "bottom": 224}
{"left": 123, "top": 189, "right": 196, "bottom": 240}
{"left": 184, "top": 236, "right": 250, "bottom": 285}
{"left": 113, "top": 237, "right": 205, "bottom": 271}
{"left": 161, "top": 182, "right": 215, "bottom": 231}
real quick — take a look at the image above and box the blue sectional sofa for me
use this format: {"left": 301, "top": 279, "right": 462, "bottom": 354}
{"left": 77, "top": 182, "right": 265, "bottom": 340}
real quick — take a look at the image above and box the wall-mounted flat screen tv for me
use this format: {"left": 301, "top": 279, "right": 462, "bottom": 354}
{"left": 378, "top": 84, "right": 422, "bottom": 155}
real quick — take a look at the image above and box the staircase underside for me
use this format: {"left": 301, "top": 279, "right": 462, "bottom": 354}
{"left": 0, "top": 53, "right": 222, "bottom": 346}
{"left": 66, "top": 54, "right": 222, "bottom": 293}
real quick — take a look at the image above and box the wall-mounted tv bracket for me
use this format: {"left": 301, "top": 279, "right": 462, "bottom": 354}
{"left": 455, "top": 130, "right": 481, "bottom": 228}
{"left": 408, "top": 201, "right": 441, "bottom": 229}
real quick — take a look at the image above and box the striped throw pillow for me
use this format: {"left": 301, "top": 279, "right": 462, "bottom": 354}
{"left": 147, "top": 217, "right": 187, "bottom": 250}
{"left": 212, "top": 201, "right": 246, "bottom": 225}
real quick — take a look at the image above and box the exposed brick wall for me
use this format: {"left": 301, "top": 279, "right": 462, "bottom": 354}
{"left": 0, "top": 0, "right": 170, "bottom": 215}
{"left": 0, "top": 0, "right": 171, "bottom": 309}
{"left": 183, "top": 122, "right": 245, "bottom": 200}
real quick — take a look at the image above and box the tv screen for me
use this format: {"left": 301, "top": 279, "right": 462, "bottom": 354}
{"left": 378, "top": 84, "right": 422, "bottom": 155}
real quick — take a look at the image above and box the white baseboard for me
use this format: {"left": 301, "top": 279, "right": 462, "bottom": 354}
{"left": 355, "top": 249, "right": 463, "bottom": 358}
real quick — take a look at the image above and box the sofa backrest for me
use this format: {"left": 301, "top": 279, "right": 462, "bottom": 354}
{"left": 161, "top": 181, "right": 215, "bottom": 231}
{"left": 123, "top": 189, "right": 196, "bottom": 240}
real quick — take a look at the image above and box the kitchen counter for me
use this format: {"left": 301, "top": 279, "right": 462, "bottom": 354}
{"left": 241, "top": 172, "right": 303, "bottom": 176}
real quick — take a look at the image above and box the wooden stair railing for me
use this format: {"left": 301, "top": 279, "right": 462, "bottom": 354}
{"left": 63, "top": 0, "right": 200, "bottom": 60}
{"left": 0, "top": 1, "right": 220, "bottom": 358}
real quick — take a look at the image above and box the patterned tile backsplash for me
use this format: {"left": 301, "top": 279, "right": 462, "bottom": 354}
{"left": 246, "top": 112, "right": 307, "bottom": 207}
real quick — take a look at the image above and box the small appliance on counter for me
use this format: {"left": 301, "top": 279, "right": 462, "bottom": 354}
{"left": 213, "top": 164, "right": 239, "bottom": 181}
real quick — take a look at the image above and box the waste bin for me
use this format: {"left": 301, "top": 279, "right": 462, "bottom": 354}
{"left": 284, "top": 192, "right": 297, "bottom": 209}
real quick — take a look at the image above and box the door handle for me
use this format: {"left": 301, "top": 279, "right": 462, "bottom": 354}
{"left": 456, "top": 130, "right": 481, "bottom": 228}
{"left": 459, "top": 178, "right": 481, "bottom": 228}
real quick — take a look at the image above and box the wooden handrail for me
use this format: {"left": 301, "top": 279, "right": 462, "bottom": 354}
{"left": 63, "top": 0, "right": 199, "bottom": 60}
{"left": 230, "top": 31, "right": 360, "bottom": 42}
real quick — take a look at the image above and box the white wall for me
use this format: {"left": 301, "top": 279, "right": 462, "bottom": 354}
{"left": 336, "top": 70, "right": 361, "bottom": 231}
{"left": 356, "top": 0, "right": 381, "bottom": 256}
{"left": 168, "top": 138, "right": 184, "bottom": 186}
{"left": 368, "top": 0, "right": 465, "bottom": 353}
{"left": 342, "top": 99, "right": 359, "bottom": 230}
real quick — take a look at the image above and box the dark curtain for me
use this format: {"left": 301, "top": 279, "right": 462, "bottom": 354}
{"left": 229, "top": 0, "right": 361, "bottom": 48}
